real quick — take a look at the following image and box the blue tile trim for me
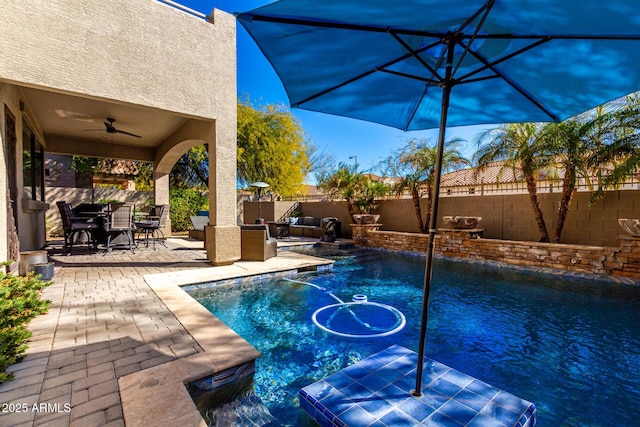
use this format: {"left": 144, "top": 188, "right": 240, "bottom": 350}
{"left": 299, "top": 345, "right": 536, "bottom": 427}
{"left": 182, "top": 269, "right": 304, "bottom": 292}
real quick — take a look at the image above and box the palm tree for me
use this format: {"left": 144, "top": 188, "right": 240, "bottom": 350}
{"left": 589, "top": 93, "right": 640, "bottom": 205}
{"left": 474, "top": 123, "right": 553, "bottom": 242}
{"left": 316, "top": 163, "right": 388, "bottom": 219}
{"left": 537, "top": 119, "right": 590, "bottom": 242}
{"left": 379, "top": 138, "right": 468, "bottom": 234}
{"left": 539, "top": 104, "right": 619, "bottom": 242}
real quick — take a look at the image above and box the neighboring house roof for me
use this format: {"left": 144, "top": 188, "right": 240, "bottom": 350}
{"left": 304, "top": 184, "right": 323, "bottom": 196}
{"left": 364, "top": 173, "right": 401, "bottom": 186}
{"left": 441, "top": 161, "right": 525, "bottom": 187}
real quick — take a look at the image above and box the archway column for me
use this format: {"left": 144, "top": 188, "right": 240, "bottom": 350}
{"left": 204, "top": 119, "right": 240, "bottom": 265}
{"left": 154, "top": 118, "right": 240, "bottom": 265}
{"left": 153, "top": 171, "right": 171, "bottom": 236}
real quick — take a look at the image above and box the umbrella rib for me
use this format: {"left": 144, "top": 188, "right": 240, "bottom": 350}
{"left": 378, "top": 69, "right": 440, "bottom": 85}
{"left": 456, "top": 38, "right": 560, "bottom": 122}
{"left": 388, "top": 30, "right": 444, "bottom": 82}
{"left": 291, "top": 50, "right": 425, "bottom": 107}
{"left": 457, "top": 75, "right": 500, "bottom": 85}
{"left": 463, "top": 43, "right": 561, "bottom": 121}
{"left": 240, "top": 14, "right": 640, "bottom": 41}
{"left": 468, "top": 33, "right": 640, "bottom": 41}
{"left": 456, "top": 37, "right": 551, "bottom": 82}
{"left": 404, "top": 84, "right": 431, "bottom": 132}
{"left": 452, "top": 0, "right": 495, "bottom": 76}
{"left": 292, "top": 38, "right": 446, "bottom": 107}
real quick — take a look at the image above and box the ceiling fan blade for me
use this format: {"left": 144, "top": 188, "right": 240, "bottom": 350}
{"left": 115, "top": 129, "right": 142, "bottom": 138}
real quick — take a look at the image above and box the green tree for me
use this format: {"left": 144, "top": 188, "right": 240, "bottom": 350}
{"left": 164, "top": 98, "right": 329, "bottom": 197}
{"left": 133, "top": 162, "right": 154, "bottom": 191}
{"left": 474, "top": 123, "right": 554, "bottom": 242}
{"left": 237, "top": 99, "right": 312, "bottom": 197}
{"left": 70, "top": 156, "right": 98, "bottom": 188}
{"left": 170, "top": 145, "right": 208, "bottom": 190}
{"left": 316, "top": 163, "right": 389, "bottom": 218}
{"left": 379, "top": 138, "right": 468, "bottom": 233}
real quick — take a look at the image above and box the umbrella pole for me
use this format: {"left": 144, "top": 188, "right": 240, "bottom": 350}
{"left": 413, "top": 40, "right": 455, "bottom": 397}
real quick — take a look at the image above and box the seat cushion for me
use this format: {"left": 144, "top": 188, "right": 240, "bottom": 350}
{"left": 137, "top": 220, "right": 160, "bottom": 228}
{"left": 70, "top": 222, "right": 98, "bottom": 230}
{"left": 304, "top": 217, "right": 322, "bottom": 227}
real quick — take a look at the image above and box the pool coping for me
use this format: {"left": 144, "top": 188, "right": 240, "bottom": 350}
{"left": 118, "top": 251, "right": 333, "bottom": 427}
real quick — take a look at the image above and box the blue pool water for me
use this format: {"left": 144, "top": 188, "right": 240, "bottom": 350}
{"left": 187, "top": 247, "right": 640, "bottom": 426}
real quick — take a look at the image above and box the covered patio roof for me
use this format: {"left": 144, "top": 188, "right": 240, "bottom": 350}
{"left": 22, "top": 86, "right": 189, "bottom": 162}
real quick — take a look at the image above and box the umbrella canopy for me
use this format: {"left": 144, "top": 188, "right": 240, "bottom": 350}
{"left": 237, "top": 0, "right": 640, "bottom": 395}
{"left": 237, "top": 0, "right": 640, "bottom": 131}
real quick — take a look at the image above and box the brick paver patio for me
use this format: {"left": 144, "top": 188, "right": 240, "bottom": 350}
{"left": 0, "top": 239, "right": 216, "bottom": 427}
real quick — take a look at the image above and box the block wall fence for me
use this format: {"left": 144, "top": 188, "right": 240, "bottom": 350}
{"left": 246, "top": 189, "right": 640, "bottom": 247}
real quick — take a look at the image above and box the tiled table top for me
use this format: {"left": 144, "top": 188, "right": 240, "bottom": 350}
{"left": 300, "top": 345, "right": 536, "bottom": 427}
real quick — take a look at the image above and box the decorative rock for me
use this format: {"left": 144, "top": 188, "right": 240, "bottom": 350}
{"left": 618, "top": 219, "right": 640, "bottom": 237}
{"left": 352, "top": 214, "right": 380, "bottom": 224}
{"left": 443, "top": 216, "right": 482, "bottom": 229}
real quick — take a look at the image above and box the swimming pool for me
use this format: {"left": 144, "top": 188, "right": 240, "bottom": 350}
{"left": 187, "top": 246, "right": 640, "bottom": 426}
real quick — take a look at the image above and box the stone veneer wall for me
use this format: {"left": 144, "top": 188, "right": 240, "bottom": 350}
{"left": 351, "top": 225, "right": 640, "bottom": 282}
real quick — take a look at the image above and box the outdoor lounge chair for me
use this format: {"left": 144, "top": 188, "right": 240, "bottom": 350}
{"left": 240, "top": 224, "right": 277, "bottom": 261}
{"left": 56, "top": 201, "right": 99, "bottom": 255}
{"left": 189, "top": 215, "right": 209, "bottom": 241}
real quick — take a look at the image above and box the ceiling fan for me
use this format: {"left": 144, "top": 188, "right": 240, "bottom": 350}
{"left": 83, "top": 117, "right": 141, "bottom": 138}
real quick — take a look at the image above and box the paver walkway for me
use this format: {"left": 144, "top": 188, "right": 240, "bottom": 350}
{"left": 0, "top": 238, "right": 229, "bottom": 427}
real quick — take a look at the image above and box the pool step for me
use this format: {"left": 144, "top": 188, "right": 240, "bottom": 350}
{"left": 317, "top": 239, "right": 356, "bottom": 248}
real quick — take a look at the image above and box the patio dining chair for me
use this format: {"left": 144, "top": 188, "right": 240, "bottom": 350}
{"left": 56, "top": 201, "right": 99, "bottom": 256}
{"left": 135, "top": 204, "right": 169, "bottom": 250}
{"left": 103, "top": 203, "right": 135, "bottom": 253}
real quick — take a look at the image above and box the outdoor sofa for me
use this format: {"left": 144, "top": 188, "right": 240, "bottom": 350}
{"left": 290, "top": 216, "right": 341, "bottom": 238}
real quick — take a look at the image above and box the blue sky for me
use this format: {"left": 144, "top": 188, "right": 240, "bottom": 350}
{"left": 176, "top": 0, "right": 492, "bottom": 176}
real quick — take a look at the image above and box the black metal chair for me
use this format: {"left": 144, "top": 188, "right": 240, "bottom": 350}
{"left": 103, "top": 203, "right": 135, "bottom": 253}
{"left": 135, "top": 204, "right": 169, "bottom": 250}
{"left": 56, "top": 201, "right": 99, "bottom": 256}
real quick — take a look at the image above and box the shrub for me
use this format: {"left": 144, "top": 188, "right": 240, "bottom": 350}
{"left": 0, "top": 271, "right": 51, "bottom": 383}
{"left": 169, "top": 189, "right": 209, "bottom": 232}
{"left": 95, "top": 198, "right": 123, "bottom": 205}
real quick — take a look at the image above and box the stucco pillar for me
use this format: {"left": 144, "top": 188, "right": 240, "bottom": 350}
{"left": 153, "top": 171, "right": 171, "bottom": 236}
{"left": 205, "top": 119, "right": 240, "bottom": 265}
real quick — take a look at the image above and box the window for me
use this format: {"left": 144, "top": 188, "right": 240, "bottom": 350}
{"left": 23, "top": 125, "right": 45, "bottom": 201}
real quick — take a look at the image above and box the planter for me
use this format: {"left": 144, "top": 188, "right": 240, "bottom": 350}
{"left": 19, "top": 250, "right": 48, "bottom": 276}
{"left": 1, "top": 261, "right": 18, "bottom": 275}
{"left": 352, "top": 214, "right": 380, "bottom": 224}
{"left": 443, "top": 216, "right": 482, "bottom": 229}
{"left": 618, "top": 219, "right": 640, "bottom": 237}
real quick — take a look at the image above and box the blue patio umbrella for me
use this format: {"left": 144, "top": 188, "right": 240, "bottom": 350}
{"left": 236, "top": 0, "right": 640, "bottom": 394}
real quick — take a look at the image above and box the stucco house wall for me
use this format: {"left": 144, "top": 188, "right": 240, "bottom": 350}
{"left": 0, "top": 0, "right": 234, "bottom": 120}
{"left": 0, "top": 1, "right": 239, "bottom": 263}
